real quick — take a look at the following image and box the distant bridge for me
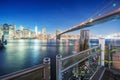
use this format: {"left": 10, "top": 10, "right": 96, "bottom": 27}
{"left": 57, "top": 8, "right": 120, "bottom": 37}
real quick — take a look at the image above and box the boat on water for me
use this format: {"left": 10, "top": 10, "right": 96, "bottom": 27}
{"left": 0, "top": 35, "right": 7, "bottom": 48}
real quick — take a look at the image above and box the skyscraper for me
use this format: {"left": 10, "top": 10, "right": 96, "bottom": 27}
{"left": 41, "top": 27, "right": 46, "bottom": 35}
{"left": 35, "top": 25, "right": 38, "bottom": 35}
{"left": 0, "top": 25, "right": 3, "bottom": 39}
{"left": 1, "top": 23, "right": 16, "bottom": 40}
{"left": 20, "top": 25, "right": 24, "bottom": 31}
{"left": 9, "top": 24, "right": 15, "bottom": 40}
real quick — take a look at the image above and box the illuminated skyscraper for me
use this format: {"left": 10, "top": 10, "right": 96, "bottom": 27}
{"left": 41, "top": 27, "right": 46, "bottom": 35}
{"left": 0, "top": 23, "right": 16, "bottom": 39}
{"left": 0, "top": 25, "right": 3, "bottom": 39}
{"left": 35, "top": 25, "right": 38, "bottom": 35}
{"left": 20, "top": 25, "right": 24, "bottom": 31}
{"left": 9, "top": 24, "right": 15, "bottom": 40}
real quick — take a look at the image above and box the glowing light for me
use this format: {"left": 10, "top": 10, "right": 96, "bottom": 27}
{"left": 18, "top": 39, "right": 24, "bottom": 42}
{"left": 113, "top": 3, "right": 116, "bottom": 7}
{"left": 34, "top": 39, "right": 39, "bottom": 43}
{"left": 18, "top": 39, "right": 25, "bottom": 45}
{"left": 89, "top": 18, "right": 94, "bottom": 22}
{"left": 81, "top": 22, "right": 85, "bottom": 25}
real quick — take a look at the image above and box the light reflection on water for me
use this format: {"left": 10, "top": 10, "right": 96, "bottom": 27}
{"left": 0, "top": 39, "right": 120, "bottom": 79}
{"left": 0, "top": 40, "right": 48, "bottom": 76}
{"left": 0, "top": 39, "right": 77, "bottom": 78}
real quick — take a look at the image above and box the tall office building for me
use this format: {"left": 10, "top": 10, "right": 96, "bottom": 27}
{"left": 18, "top": 25, "right": 24, "bottom": 38}
{"left": 0, "top": 23, "right": 15, "bottom": 39}
{"left": 41, "top": 27, "right": 46, "bottom": 34}
{"left": 0, "top": 25, "right": 3, "bottom": 39}
{"left": 23, "top": 29, "right": 31, "bottom": 38}
{"left": 9, "top": 24, "right": 15, "bottom": 40}
{"left": 20, "top": 25, "right": 24, "bottom": 31}
{"left": 3, "top": 23, "right": 9, "bottom": 35}
{"left": 35, "top": 25, "right": 38, "bottom": 35}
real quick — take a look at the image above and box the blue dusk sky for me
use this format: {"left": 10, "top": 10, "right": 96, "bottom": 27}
{"left": 0, "top": 0, "right": 120, "bottom": 35}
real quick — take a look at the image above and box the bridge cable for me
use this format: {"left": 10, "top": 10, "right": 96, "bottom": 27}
{"left": 87, "top": 0, "right": 114, "bottom": 20}
{"left": 86, "top": 0, "right": 107, "bottom": 20}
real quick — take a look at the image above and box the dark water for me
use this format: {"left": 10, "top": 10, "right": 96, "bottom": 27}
{"left": 0, "top": 39, "right": 120, "bottom": 79}
{"left": 0, "top": 39, "right": 78, "bottom": 79}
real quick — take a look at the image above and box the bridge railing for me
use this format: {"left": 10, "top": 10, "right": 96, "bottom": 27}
{"left": 0, "top": 57, "right": 50, "bottom": 80}
{"left": 56, "top": 46, "right": 101, "bottom": 80}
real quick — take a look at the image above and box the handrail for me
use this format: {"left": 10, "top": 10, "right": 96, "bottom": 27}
{"left": 0, "top": 64, "right": 45, "bottom": 80}
{"left": 61, "top": 46, "right": 100, "bottom": 61}
{"left": 56, "top": 44, "right": 102, "bottom": 80}
{"left": 0, "top": 57, "right": 51, "bottom": 80}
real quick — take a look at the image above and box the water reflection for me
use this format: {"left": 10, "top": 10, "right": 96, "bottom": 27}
{"left": 74, "top": 39, "right": 80, "bottom": 53}
{"left": 0, "top": 39, "right": 120, "bottom": 79}
{"left": 0, "top": 40, "right": 48, "bottom": 76}
{"left": 58, "top": 39, "right": 78, "bottom": 57}
{"left": 0, "top": 39, "right": 78, "bottom": 77}
{"left": 59, "top": 40, "right": 63, "bottom": 55}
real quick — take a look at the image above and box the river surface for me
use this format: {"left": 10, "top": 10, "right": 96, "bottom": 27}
{"left": 0, "top": 39, "right": 120, "bottom": 79}
{"left": 0, "top": 39, "right": 79, "bottom": 79}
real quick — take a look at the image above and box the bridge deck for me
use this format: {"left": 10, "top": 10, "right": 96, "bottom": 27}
{"left": 59, "top": 8, "right": 120, "bottom": 35}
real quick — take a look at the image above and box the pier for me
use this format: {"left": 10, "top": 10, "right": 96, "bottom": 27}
{"left": 0, "top": 8, "right": 120, "bottom": 80}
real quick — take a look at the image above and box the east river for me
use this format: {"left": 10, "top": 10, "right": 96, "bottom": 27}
{"left": 0, "top": 39, "right": 79, "bottom": 79}
{"left": 0, "top": 39, "right": 120, "bottom": 79}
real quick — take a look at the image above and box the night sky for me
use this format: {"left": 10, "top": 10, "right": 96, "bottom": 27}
{"left": 0, "top": 0, "right": 120, "bottom": 35}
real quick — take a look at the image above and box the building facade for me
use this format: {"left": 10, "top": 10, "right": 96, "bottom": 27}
{"left": 0, "top": 23, "right": 15, "bottom": 40}
{"left": 0, "top": 24, "right": 36, "bottom": 40}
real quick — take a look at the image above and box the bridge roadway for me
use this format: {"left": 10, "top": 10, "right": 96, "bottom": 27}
{"left": 58, "top": 8, "right": 120, "bottom": 35}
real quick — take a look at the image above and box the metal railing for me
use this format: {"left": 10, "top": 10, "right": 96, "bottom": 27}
{"left": 0, "top": 57, "right": 50, "bottom": 80}
{"left": 56, "top": 46, "right": 101, "bottom": 80}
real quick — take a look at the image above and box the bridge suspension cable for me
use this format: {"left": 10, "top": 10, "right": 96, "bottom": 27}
{"left": 87, "top": 0, "right": 119, "bottom": 20}
{"left": 86, "top": 0, "right": 107, "bottom": 20}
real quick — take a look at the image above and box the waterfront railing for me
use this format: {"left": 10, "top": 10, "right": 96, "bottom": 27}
{"left": 0, "top": 58, "right": 50, "bottom": 80}
{"left": 56, "top": 46, "right": 101, "bottom": 80}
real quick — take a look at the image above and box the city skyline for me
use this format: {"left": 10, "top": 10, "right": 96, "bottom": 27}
{"left": 0, "top": 0, "right": 120, "bottom": 35}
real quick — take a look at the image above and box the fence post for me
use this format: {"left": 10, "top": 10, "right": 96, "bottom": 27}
{"left": 43, "top": 57, "right": 51, "bottom": 80}
{"left": 56, "top": 54, "right": 62, "bottom": 80}
{"left": 99, "top": 38, "right": 105, "bottom": 66}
